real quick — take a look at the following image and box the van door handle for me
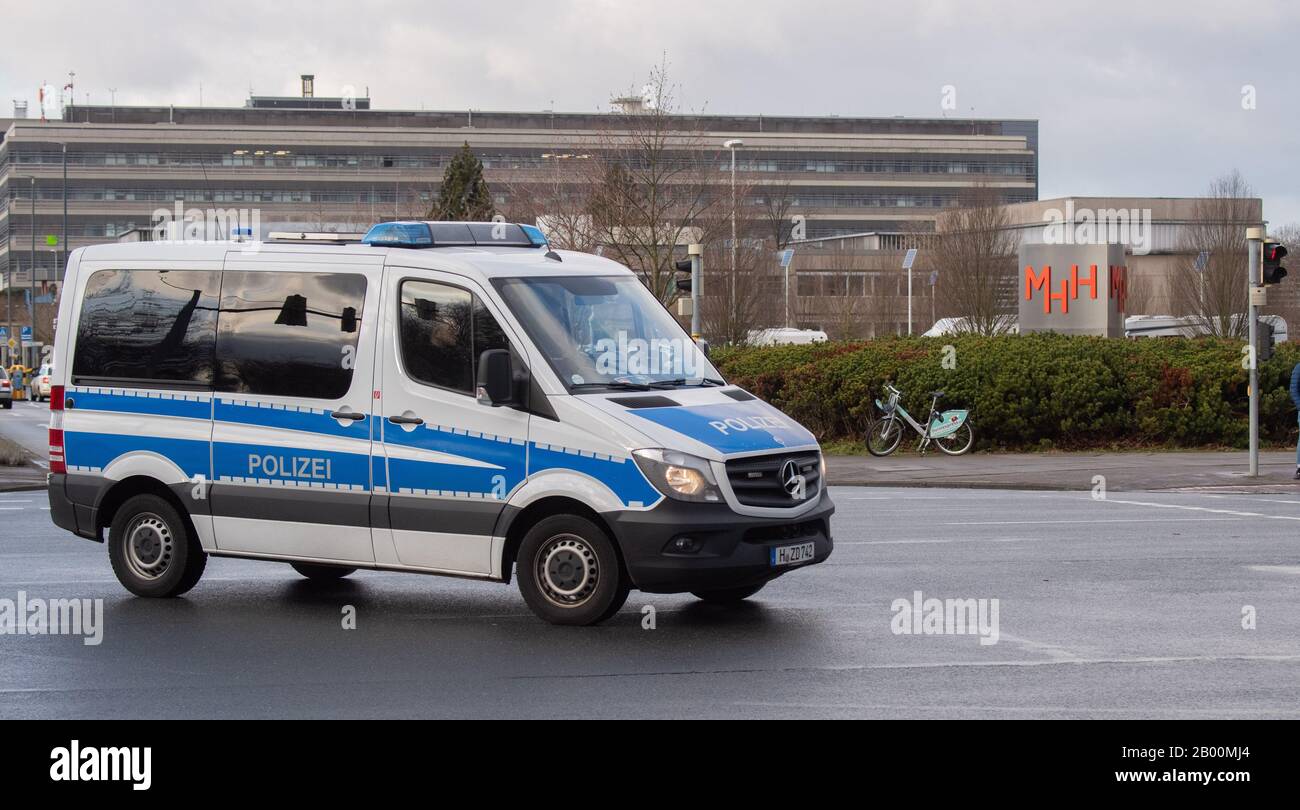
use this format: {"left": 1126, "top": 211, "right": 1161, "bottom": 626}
{"left": 331, "top": 410, "right": 366, "bottom": 422}
{"left": 388, "top": 415, "right": 424, "bottom": 426}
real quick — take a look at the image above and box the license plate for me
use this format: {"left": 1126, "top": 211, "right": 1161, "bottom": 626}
{"left": 771, "top": 542, "right": 816, "bottom": 567}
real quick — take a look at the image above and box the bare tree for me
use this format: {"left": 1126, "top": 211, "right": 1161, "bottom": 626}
{"left": 584, "top": 61, "right": 717, "bottom": 304}
{"left": 1169, "top": 171, "right": 1261, "bottom": 338}
{"left": 822, "top": 247, "right": 868, "bottom": 339}
{"left": 928, "top": 184, "right": 1018, "bottom": 335}
{"left": 501, "top": 156, "right": 600, "bottom": 252}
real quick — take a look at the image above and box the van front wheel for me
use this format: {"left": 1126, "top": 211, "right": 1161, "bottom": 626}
{"left": 517, "top": 515, "right": 629, "bottom": 626}
{"left": 108, "top": 494, "right": 206, "bottom": 598}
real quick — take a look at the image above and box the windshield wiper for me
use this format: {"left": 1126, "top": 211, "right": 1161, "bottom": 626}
{"left": 569, "top": 381, "right": 655, "bottom": 392}
{"left": 647, "top": 378, "right": 726, "bottom": 389}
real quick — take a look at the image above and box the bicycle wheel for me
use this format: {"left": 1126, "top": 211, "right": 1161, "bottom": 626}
{"left": 933, "top": 420, "right": 975, "bottom": 456}
{"left": 866, "top": 416, "right": 904, "bottom": 457}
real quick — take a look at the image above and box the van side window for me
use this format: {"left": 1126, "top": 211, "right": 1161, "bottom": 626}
{"left": 400, "top": 280, "right": 509, "bottom": 395}
{"left": 215, "top": 271, "right": 366, "bottom": 400}
{"left": 72, "top": 269, "right": 220, "bottom": 385}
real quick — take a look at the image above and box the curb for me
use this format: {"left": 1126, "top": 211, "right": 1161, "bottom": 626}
{"left": 825, "top": 477, "right": 1300, "bottom": 493}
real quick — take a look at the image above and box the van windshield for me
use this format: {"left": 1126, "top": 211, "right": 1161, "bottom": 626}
{"left": 495, "top": 275, "right": 721, "bottom": 391}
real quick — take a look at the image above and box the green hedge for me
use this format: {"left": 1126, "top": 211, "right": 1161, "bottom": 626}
{"left": 711, "top": 334, "right": 1300, "bottom": 450}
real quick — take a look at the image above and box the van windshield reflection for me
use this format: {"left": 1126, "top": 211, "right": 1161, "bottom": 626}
{"left": 495, "top": 275, "right": 721, "bottom": 391}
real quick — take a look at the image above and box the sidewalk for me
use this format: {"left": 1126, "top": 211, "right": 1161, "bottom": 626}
{"left": 826, "top": 450, "right": 1300, "bottom": 493}
{"left": 0, "top": 464, "right": 46, "bottom": 493}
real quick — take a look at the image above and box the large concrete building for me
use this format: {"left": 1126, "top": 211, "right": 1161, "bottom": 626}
{"left": 0, "top": 90, "right": 1039, "bottom": 301}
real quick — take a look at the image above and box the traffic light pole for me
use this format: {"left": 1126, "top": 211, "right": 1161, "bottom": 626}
{"left": 1247, "top": 226, "right": 1263, "bottom": 477}
{"left": 688, "top": 243, "right": 702, "bottom": 340}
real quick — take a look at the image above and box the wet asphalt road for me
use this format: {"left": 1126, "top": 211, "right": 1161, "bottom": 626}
{"left": 2, "top": 478, "right": 1298, "bottom": 718}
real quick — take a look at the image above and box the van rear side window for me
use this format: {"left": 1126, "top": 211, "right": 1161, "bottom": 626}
{"left": 214, "top": 271, "right": 366, "bottom": 400}
{"left": 72, "top": 269, "right": 220, "bottom": 386}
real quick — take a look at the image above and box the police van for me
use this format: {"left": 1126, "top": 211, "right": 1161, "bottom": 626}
{"left": 46, "top": 222, "right": 833, "bottom": 625}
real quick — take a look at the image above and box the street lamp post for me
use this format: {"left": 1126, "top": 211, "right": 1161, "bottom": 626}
{"left": 723, "top": 139, "right": 744, "bottom": 317}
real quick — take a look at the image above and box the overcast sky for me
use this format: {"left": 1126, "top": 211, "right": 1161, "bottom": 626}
{"left": 3, "top": 0, "right": 1298, "bottom": 224}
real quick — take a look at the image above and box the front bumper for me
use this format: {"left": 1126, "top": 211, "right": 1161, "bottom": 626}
{"left": 606, "top": 491, "right": 834, "bottom": 594}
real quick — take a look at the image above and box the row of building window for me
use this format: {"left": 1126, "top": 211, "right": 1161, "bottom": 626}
{"left": 4, "top": 187, "right": 1035, "bottom": 209}
{"left": 2, "top": 150, "right": 1034, "bottom": 178}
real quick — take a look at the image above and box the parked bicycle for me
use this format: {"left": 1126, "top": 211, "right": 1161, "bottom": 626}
{"left": 866, "top": 383, "right": 974, "bottom": 457}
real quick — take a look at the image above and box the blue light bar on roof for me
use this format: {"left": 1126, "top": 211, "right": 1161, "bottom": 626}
{"left": 361, "top": 221, "right": 547, "bottom": 249}
{"left": 362, "top": 222, "right": 434, "bottom": 247}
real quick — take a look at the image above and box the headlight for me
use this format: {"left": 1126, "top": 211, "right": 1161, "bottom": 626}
{"left": 632, "top": 449, "right": 723, "bottom": 503}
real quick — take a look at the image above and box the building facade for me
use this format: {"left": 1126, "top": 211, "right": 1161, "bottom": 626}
{"left": 0, "top": 94, "right": 1039, "bottom": 298}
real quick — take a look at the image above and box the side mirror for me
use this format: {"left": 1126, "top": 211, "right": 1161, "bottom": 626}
{"left": 476, "top": 349, "right": 515, "bottom": 406}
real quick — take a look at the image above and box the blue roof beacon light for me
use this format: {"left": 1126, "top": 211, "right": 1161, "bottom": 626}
{"left": 360, "top": 221, "right": 552, "bottom": 249}
{"left": 520, "top": 224, "right": 549, "bottom": 248}
{"left": 361, "top": 221, "right": 435, "bottom": 247}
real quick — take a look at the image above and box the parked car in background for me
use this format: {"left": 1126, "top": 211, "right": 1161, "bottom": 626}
{"left": 747, "top": 327, "right": 829, "bottom": 347}
{"left": 0, "top": 367, "right": 11, "bottom": 409}
{"left": 29, "top": 363, "right": 54, "bottom": 402}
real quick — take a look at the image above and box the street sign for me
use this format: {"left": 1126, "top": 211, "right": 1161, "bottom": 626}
{"left": 45, "top": 234, "right": 58, "bottom": 247}
{"left": 6, "top": 339, "right": 15, "bottom": 351}
{"left": 903, "top": 248, "right": 918, "bottom": 270}
{"left": 929, "top": 270, "right": 939, "bottom": 286}
{"left": 0, "top": 327, "right": 7, "bottom": 340}
{"left": 1194, "top": 251, "right": 1209, "bottom": 272}
{"left": 778, "top": 249, "right": 794, "bottom": 268}
{"left": 20, "top": 326, "right": 33, "bottom": 345}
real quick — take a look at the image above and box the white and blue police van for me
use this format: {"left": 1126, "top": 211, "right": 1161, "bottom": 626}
{"left": 46, "top": 222, "right": 833, "bottom": 624}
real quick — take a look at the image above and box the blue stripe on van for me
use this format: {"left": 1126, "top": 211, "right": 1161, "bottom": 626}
{"left": 384, "top": 425, "right": 526, "bottom": 496}
{"left": 64, "top": 432, "right": 210, "bottom": 479}
{"left": 72, "top": 390, "right": 212, "bottom": 421}
{"left": 529, "top": 443, "right": 662, "bottom": 508}
{"left": 214, "top": 399, "right": 371, "bottom": 440}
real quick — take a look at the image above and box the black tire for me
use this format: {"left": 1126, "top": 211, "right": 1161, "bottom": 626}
{"left": 934, "top": 420, "right": 975, "bottom": 456}
{"left": 691, "top": 582, "right": 766, "bottom": 604}
{"left": 517, "top": 514, "right": 628, "bottom": 626}
{"left": 107, "top": 493, "right": 206, "bottom": 598}
{"left": 291, "top": 562, "right": 357, "bottom": 580}
{"left": 866, "top": 416, "right": 903, "bottom": 457}
{"left": 1, "top": 401, "right": 11, "bottom": 410}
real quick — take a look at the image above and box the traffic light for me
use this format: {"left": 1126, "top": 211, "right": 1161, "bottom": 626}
{"left": 674, "top": 258, "right": 693, "bottom": 293}
{"left": 1262, "top": 242, "right": 1288, "bottom": 285}
{"left": 1258, "top": 319, "right": 1276, "bottom": 362}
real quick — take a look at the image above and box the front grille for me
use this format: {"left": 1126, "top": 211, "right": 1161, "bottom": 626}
{"left": 725, "top": 452, "right": 821, "bottom": 508}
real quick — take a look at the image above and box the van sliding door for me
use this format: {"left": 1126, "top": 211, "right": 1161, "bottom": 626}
{"left": 208, "top": 252, "right": 383, "bottom": 563}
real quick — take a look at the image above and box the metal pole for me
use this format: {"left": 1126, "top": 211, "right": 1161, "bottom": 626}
{"left": 62, "top": 143, "right": 68, "bottom": 280}
{"left": 688, "top": 243, "right": 702, "bottom": 340}
{"left": 907, "top": 265, "right": 913, "bottom": 335}
{"left": 1247, "top": 228, "right": 1263, "bottom": 477}
{"left": 784, "top": 260, "right": 790, "bottom": 328}
{"left": 29, "top": 177, "right": 35, "bottom": 364}
{"left": 729, "top": 147, "right": 737, "bottom": 309}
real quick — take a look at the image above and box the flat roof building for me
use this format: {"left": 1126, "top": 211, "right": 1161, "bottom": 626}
{"left": 0, "top": 94, "right": 1039, "bottom": 295}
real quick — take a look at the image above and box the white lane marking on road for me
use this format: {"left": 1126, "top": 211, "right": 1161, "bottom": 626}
{"left": 1247, "top": 565, "right": 1300, "bottom": 575}
{"left": 511, "top": 653, "right": 1300, "bottom": 680}
{"left": 941, "top": 517, "right": 1239, "bottom": 526}
{"left": 1097, "top": 497, "right": 1300, "bottom": 521}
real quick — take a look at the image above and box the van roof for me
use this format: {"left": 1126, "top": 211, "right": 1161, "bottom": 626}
{"left": 75, "top": 240, "right": 636, "bottom": 280}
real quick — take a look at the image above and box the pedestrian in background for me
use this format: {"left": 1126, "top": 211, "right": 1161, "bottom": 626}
{"left": 1291, "top": 361, "right": 1300, "bottom": 479}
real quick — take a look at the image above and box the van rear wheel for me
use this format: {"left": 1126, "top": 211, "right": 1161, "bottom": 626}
{"left": 108, "top": 494, "right": 206, "bottom": 598}
{"left": 517, "top": 514, "right": 629, "bottom": 626}
{"left": 291, "top": 563, "right": 357, "bottom": 581}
